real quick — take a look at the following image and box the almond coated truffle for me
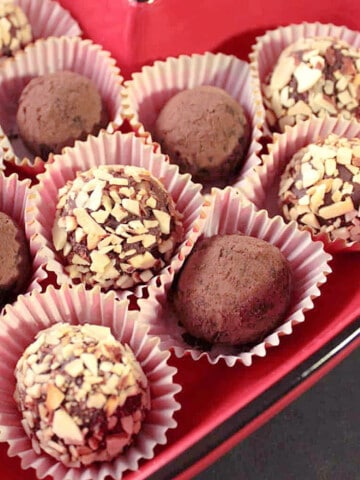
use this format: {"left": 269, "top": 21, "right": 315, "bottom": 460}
{"left": 279, "top": 134, "right": 360, "bottom": 243}
{"left": 14, "top": 323, "right": 151, "bottom": 467}
{"left": 52, "top": 165, "right": 184, "bottom": 291}
{"left": 154, "top": 85, "right": 250, "bottom": 185}
{"left": 0, "top": 2, "right": 32, "bottom": 58}
{"left": 263, "top": 37, "right": 360, "bottom": 132}
{"left": 172, "top": 234, "right": 292, "bottom": 346}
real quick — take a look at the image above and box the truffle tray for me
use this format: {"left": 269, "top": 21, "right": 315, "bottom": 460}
{"left": 1, "top": 0, "right": 360, "bottom": 479}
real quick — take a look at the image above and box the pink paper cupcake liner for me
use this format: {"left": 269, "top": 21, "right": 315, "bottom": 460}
{"left": 137, "top": 187, "right": 332, "bottom": 367}
{"left": 0, "top": 172, "right": 46, "bottom": 311}
{"left": 121, "top": 51, "right": 264, "bottom": 186}
{"left": 250, "top": 22, "right": 360, "bottom": 136}
{"left": 15, "top": 0, "right": 82, "bottom": 41}
{"left": 235, "top": 116, "right": 360, "bottom": 252}
{"left": 0, "top": 284, "right": 181, "bottom": 480}
{"left": 0, "top": 36, "right": 124, "bottom": 176}
{"left": 26, "top": 130, "right": 208, "bottom": 300}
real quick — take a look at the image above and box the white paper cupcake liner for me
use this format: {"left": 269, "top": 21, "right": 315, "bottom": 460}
{"left": 26, "top": 130, "right": 208, "bottom": 300}
{"left": 235, "top": 116, "right": 360, "bottom": 252}
{"left": 0, "top": 284, "right": 181, "bottom": 480}
{"left": 0, "top": 172, "right": 45, "bottom": 310}
{"left": 122, "top": 51, "right": 264, "bottom": 187}
{"left": 15, "top": 0, "right": 82, "bottom": 41}
{"left": 137, "top": 186, "right": 332, "bottom": 367}
{"left": 250, "top": 22, "right": 360, "bottom": 136}
{"left": 0, "top": 36, "right": 124, "bottom": 174}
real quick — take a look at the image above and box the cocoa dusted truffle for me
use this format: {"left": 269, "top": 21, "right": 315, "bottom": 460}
{"left": 263, "top": 37, "right": 360, "bottom": 132}
{"left": 14, "top": 323, "right": 151, "bottom": 467}
{"left": 153, "top": 85, "right": 250, "bottom": 185}
{"left": 172, "top": 234, "right": 292, "bottom": 346}
{"left": 52, "top": 165, "right": 184, "bottom": 291}
{"left": 16, "top": 71, "right": 109, "bottom": 158}
{"left": 0, "top": 211, "right": 31, "bottom": 309}
{"left": 0, "top": 2, "right": 32, "bottom": 58}
{"left": 279, "top": 134, "right": 360, "bottom": 243}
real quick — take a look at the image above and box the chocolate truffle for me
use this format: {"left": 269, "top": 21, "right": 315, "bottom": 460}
{"left": 14, "top": 323, "right": 151, "bottom": 467}
{"left": 0, "top": 211, "right": 31, "bottom": 309}
{"left": 263, "top": 37, "right": 360, "bottom": 132}
{"left": 279, "top": 134, "right": 360, "bottom": 243}
{"left": 0, "top": 2, "right": 32, "bottom": 57}
{"left": 16, "top": 71, "right": 109, "bottom": 158}
{"left": 153, "top": 85, "right": 250, "bottom": 184}
{"left": 52, "top": 165, "right": 184, "bottom": 291}
{"left": 172, "top": 234, "right": 292, "bottom": 346}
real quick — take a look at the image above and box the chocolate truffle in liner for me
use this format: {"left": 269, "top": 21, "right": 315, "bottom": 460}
{"left": 16, "top": 71, "right": 109, "bottom": 158}
{"left": 172, "top": 234, "right": 292, "bottom": 346}
{"left": 0, "top": 2, "right": 32, "bottom": 57}
{"left": 52, "top": 165, "right": 184, "bottom": 291}
{"left": 263, "top": 37, "right": 360, "bottom": 132}
{"left": 0, "top": 211, "right": 31, "bottom": 309}
{"left": 14, "top": 323, "right": 151, "bottom": 467}
{"left": 153, "top": 85, "right": 250, "bottom": 185}
{"left": 279, "top": 134, "right": 360, "bottom": 243}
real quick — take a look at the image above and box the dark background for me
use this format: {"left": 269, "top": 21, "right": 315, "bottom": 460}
{"left": 195, "top": 348, "right": 360, "bottom": 480}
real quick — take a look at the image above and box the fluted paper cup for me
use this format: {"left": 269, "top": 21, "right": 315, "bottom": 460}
{"left": 235, "top": 116, "right": 360, "bottom": 252}
{"left": 0, "top": 284, "right": 181, "bottom": 480}
{"left": 0, "top": 36, "right": 124, "bottom": 176}
{"left": 15, "top": 0, "right": 82, "bottom": 41}
{"left": 122, "top": 51, "right": 264, "bottom": 188}
{"left": 250, "top": 22, "right": 360, "bottom": 136}
{"left": 26, "top": 130, "right": 208, "bottom": 300}
{"left": 138, "top": 187, "right": 332, "bottom": 367}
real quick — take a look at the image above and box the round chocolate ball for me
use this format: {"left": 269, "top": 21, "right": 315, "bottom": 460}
{"left": 279, "top": 134, "right": 360, "bottom": 243}
{"left": 52, "top": 165, "right": 184, "bottom": 291}
{"left": 153, "top": 85, "right": 250, "bottom": 185}
{"left": 172, "top": 234, "right": 292, "bottom": 346}
{"left": 14, "top": 323, "right": 151, "bottom": 467}
{"left": 263, "top": 37, "right": 360, "bottom": 132}
{"left": 0, "top": 211, "right": 31, "bottom": 309}
{"left": 16, "top": 71, "right": 109, "bottom": 158}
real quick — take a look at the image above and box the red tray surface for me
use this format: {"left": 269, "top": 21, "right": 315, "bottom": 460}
{"left": 1, "top": 1, "right": 360, "bottom": 479}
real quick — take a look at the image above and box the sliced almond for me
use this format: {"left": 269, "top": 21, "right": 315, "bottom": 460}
{"left": 105, "top": 397, "right": 119, "bottom": 416}
{"left": 121, "top": 415, "right": 134, "bottom": 435}
{"left": 300, "top": 212, "right": 321, "bottom": 229}
{"left": 270, "top": 55, "right": 296, "bottom": 91}
{"left": 46, "top": 384, "right": 65, "bottom": 411}
{"left": 90, "top": 251, "right": 111, "bottom": 273}
{"left": 153, "top": 209, "right": 170, "bottom": 234}
{"left": 73, "top": 208, "right": 107, "bottom": 236}
{"left": 91, "top": 209, "right": 110, "bottom": 224}
{"left": 318, "top": 196, "right": 355, "bottom": 219}
{"left": 337, "top": 146, "right": 353, "bottom": 165}
{"left": 81, "top": 353, "right": 98, "bottom": 376}
{"left": 287, "top": 100, "right": 312, "bottom": 117}
{"left": 122, "top": 199, "right": 140, "bottom": 216}
{"left": 129, "top": 251, "right": 157, "bottom": 269}
{"left": 64, "top": 359, "right": 84, "bottom": 377}
{"left": 87, "top": 393, "right": 106, "bottom": 409}
{"left": 106, "top": 434, "right": 129, "bottom": 457}
{"left": 52, "top": 222, "right": 68, "bottom": 251}
{"left": 294, "top": 63, "right": 322, "bottom": 93}
{"left": 52, "top": 409, "right": 83, "bottom": 445}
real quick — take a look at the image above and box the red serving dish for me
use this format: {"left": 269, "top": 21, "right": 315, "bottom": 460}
{"left": 1, "top": 1, "right": 360, "bottom": 479}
